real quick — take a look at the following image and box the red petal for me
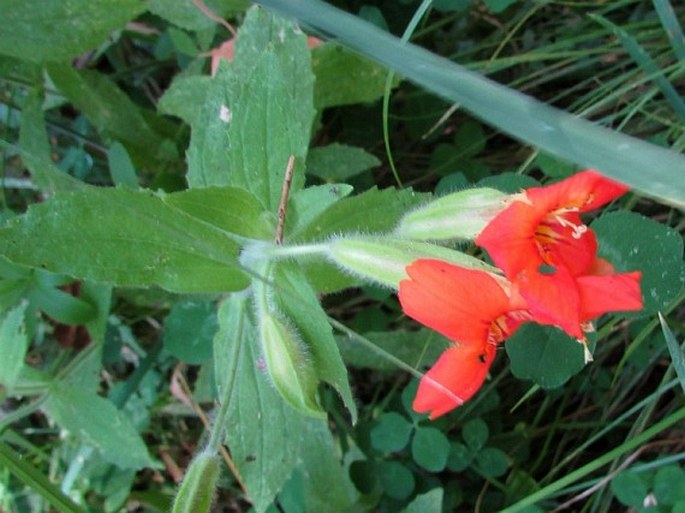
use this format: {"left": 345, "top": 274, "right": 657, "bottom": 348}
{"left": 516, "top": 267, "right": 584, "bottom": 338}
{"left": 413, "top": 343, "right": 496, "bottom": 419}
{"left": 544, "top": 217, "right": 598, "bottom": 276}
{"left": 476, "top": 201, "right": 543, "bottom": 278}
{"left": 577, "top": 272, "right": 643, "bottom": 320}
{"left": 399, "top": 260, "right": 510, "bottom": 346}
{"left": 526, "top": 170, "right": 629, "bottom": 214}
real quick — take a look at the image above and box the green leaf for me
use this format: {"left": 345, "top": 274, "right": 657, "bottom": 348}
{"left": 306, "top": 143, "right": 381, "bottom": 181}
{"left": 46, "top": 64, "right": 177, "bottom": 169}
{"left": 653, "top": 465, "right": 685, "bottom": 505}
{"left": 225, "top": 9, "right": 314, "bottom": 211}
{"left": 214, "top": 294, "right": 305, "bottom": 513}
{"left": 453, "top": 120, "right": 485, "bottom": 159}
{"left": 377, "top": 461, "right": 415, "bottom": 500}
{"left": 287, "top": 184, "right": 354, "bottom": 238}
{"left": 171, "top": 452, "right": 220, "bottom": 513}
{"left": 611, "top": 470, "right": 648, "bottom": 506}
{"left": 592, "top": 211, "right": 685, "bottom": 315}
{"left": 257, "top": 0, "right": 685, "bottom": 207}
{"left": 312, "top": 44, "right": 393, "bottom": 109}
{"left": 475, "top": 447, "right": 509, "bottom": 478}
{"left": 0, "top": 303, "right": 28, "bottom": 392}
{"left": 338, "top": 329, "right": 449, "bottom": 372}
{"left": 162, "top": 186, "right": 274, "bottom": 240}
{"left": 370, "top": 412, "right": 413, "bottom": 454}
{"left": 294, "top": 419, "right": 359, "bottom": 512}
{"left": 44, "top": 383, "right": 154, "bottom": 469}
{"left": 18, "top": 91, "right": 83, "bottom": 193}
{"left": 293, "top": 187, "right": 427, "bottom": 242}
{"left": 173, "top": 7, "right": 315, "bottom": 213}
{"left": 0, "top": 0, "right": 146, "bottom": 62}
{"left": 446, "top": 442, "right": 473, "bottom": 472}
{"left": 164, "top": 299, "right": 218, "bottom": 364}
{"left": 0, "top": 188, "right": 249, "bottom": 293}
{"left": 506, "top": 324, "right": 586, "bottom": 389}
{"left": 107, "top": 142, "right": 139, "bottom": 189}
{"left": 535, "top": 152, "right": 575, "bottom": 179}
{"left": 403, "top": 488, "right": 443, "bottom": 513}
{"left": 484, "top": 0, "right": 518, "bottom": 13}
{"left": 28, "top": 285, "right": 96, "bottom": 325}
{"left": 411, "top": 426, "right": 450, "bottom": 472}
{"left": 158, "top": 75, "right": 212, "bottom": 127}
{"left": 462, "top": 418, "right": 489, "bottom": 452}
{"left": 273, "top": 264, "right": 357, "bottom": 420}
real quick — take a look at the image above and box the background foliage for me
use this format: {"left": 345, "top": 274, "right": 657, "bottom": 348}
{"left": 0, "top": 1, "right": 684, "bottom": 512}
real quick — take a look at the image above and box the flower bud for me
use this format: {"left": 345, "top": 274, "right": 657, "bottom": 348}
{"left": 260, "top": 311, "right": 324, "bottom": 417}
{"left": 395, "top": 187, "right": 509, "bottom": 241}
{"left": 328, "top": 237, "right": 495, "bottom": 288}
{"left": 172, "top": 451, "right": 220, "bottom": 513}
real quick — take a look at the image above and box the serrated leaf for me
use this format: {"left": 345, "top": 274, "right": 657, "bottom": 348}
{"left": 46, "top": 64, "right": 177, "bottom": 169}
{"left": 44, "top": 383, "right": 154, "bottom": 469}
{"left": 306, "top": 143, "right": 380, "bottom": 181}
{"left": 293, "top": 187, "right": 427, "bottom": 243}
{"left": 311, "top": 44, "right": 393, "bottom": 109}
{"left": 592, "top": 211, "right": 684, "bottom": 315}
{"left": 273, "top": 264, "right": 357, "bottom": 421}
{"left": 176, "top": 7, "right": 315, "bottom": 213}
{"left": 0, "top": 0, "right": 146, "bottom": 62}
{"left": 158, "top": 75, "right": 212, "bottom": 127}
{"left": 411, "top": 426, "right": 450, "bottom": 472}
{"left": 164, "top": 299, "right": 217, "bottom": 364}
{"left": 0, "top": 303, "right": 29, "bottom": 391}
{"left": 0, "top": 188, "right": 249, "bottom": 293}
{"left": 294, "top": 419, "right": 359, "bottom": 512}
{"left": 287, "top": 184, "right": 354, "bottom": 238}
{"left": 214, "top": 294, "right": 305, "bottom": 513}
{"left": 506, "top": 324, "right": 586, "bottom": 389}
{"left": 162, "top": 186, "right": 274, "bottom": 239}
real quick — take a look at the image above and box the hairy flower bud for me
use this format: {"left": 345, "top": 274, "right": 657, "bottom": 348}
{"left": 328, "top": 237, "right": 495, "bottom": 288}
{"left": 172, "top": 451, "right": 220, "bottom": 513}
{"left": 395, "top": 187, "right": 509, "bottom": 240}
{"left": 260, "top": 311, "right": 324, "bottom": 417}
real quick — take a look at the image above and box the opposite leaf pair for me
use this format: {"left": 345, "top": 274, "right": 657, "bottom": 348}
{"left": 399, "top": 171, "right": 643, "bottom": 419}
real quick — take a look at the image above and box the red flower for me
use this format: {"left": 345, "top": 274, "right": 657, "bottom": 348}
{"left": 476, "top": 170, "right": 641, "bottom": 337}
{"left": 399, "top": 260, "right": 532, "bottom": 418}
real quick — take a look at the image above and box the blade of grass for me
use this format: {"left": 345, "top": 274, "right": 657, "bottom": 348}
{"left": 381, "top": 0, "right": 434, "bottom": 188}
{"left": 590, "top": 14, "right": 685, "bottom": 123}
{"left": 0, "top": 438, "right": 88, "bottom": 513}
{"left": 499, "top": 404, "right": 685, "bottom": 513}
{"left": 659, "top": 312, "right": 685, "bottom": 393}
{"left": 257, "top": 0, "right": 685, "bottom": 207}
{"left": 653, "top": 0, "right": 685, "bottom": 62}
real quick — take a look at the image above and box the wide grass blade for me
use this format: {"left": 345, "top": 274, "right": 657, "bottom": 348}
{"left": 257, "top": 0, "right": 685, "bottom": 207}
{"left": 659, "top": 312, "right": 685, "bottom": 394}
{"left": 653, "top": 0, "right": 685, "bottom": 62}
{"left": 0, "top": 439, "right": 87, "bottom": 513}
